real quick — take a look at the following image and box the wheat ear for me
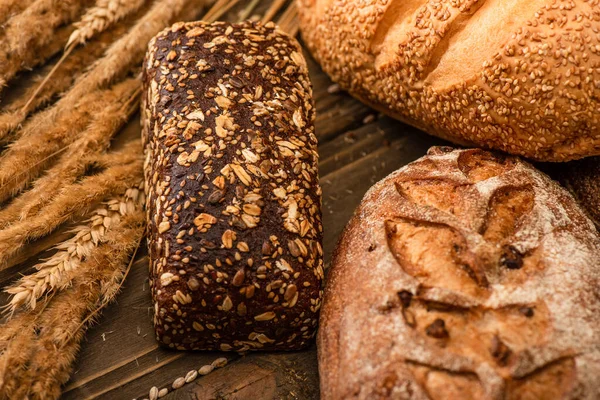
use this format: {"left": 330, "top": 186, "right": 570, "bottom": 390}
{"left": 0, "top": 0, "right": 36, "bottom": 25}
{"left": 0, "top": 77, "right": 140, "bottom": 204}
{"left": 24, "top": 0, "right": 148, "bottom": 110}
{"left": 0, "top": 87, "right": 141, "bottom": 231}
{"left": 67, "top": 0, "right": 147, "bottom": 49}
{"left": 0, "top": 204, "right": 144, "bottom": 399}
{"left": 11, "top": 11, "right": 140, "bottom": 130}
{"left": 5, "top": 183, "right": 144, "bottom": 313}
{"left": 0, "top": 0, "right": 91, "bottom": 91}
{"left": 0, "top": 140, "right": 143, "bottom": 271}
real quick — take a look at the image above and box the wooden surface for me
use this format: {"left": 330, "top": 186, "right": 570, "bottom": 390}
{"left": 0, "top": 6, "right": 443, "bottom": 399}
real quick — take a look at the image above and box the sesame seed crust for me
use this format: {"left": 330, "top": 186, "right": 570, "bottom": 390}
{"left": 319, "top": 146, "right": 600, "bottom": 399}
{"left": 298, "top": 0, "right": 600, "bottom": 162}
{"left": 142, "top": 20, "right": 323, "bottom": 351}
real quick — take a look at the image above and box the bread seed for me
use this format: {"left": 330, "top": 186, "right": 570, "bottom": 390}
{"left": 198, "top": 365, "right": 214, "bottom": 375}
{"left": 254, "top": 311, "right": 276, "bottom": 321}
{"left": 222, "top": 296, "right": 233, "bottom": 312}
{"left": 232, "top": 269, "right": 245, "bottom": 286}
{"left": 158, "top": 221, "right": 171, "bottom": 233}
{"left": 222, "top": 230, "right": 236, "bottom": 248}
{"left": 284, "top": 284, "right": 297, "bottom": 301}
{"left": 149, "top": 387, "right": 158, "bottom": 400}
{"left": 158, "top": 388, "right": 168, "bottom": 398}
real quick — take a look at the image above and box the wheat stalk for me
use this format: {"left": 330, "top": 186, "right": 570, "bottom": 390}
{"left": 276, "top": 1, "right": 298, "bottom": 37}
{"left": 5, "top": 183, "right": 144, "bottom": 313}
{"left": 0, "top": 0, "right": 91, "bottom": 91}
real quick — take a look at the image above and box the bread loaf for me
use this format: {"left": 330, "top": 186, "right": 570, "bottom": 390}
{"left": 298, "top": 0, "right": 600, "bottom": 162}
{"left": 319, "top": 147, "right": 600, "bottom": 399}
{"left": 142, "top": 21, "right": 324, "bottom": 351}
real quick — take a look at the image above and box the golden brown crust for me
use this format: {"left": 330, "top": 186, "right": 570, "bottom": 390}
{"left": 319, "top": 147, "right": 600, "bottom": 399}
{"left": 298, "top": 0, "right": 600, "bottom": 161}
{"left": 142, "top": 21, "right": 324, "bottom": 351}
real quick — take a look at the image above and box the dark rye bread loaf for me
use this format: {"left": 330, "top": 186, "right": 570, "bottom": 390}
{"left": 142, "top": 21, "right": 323, "bottom": 351}
{"left": 320, "top": 147, "right": 600, "bottom": 399}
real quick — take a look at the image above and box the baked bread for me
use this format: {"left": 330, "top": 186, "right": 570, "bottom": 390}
{"left": 298, "top": 0, "right": 600, "bottom": 162}
{"left": 142, "top": 21, "right": 323, "bottom": 351}
{"left": 319, "top": 147, "right": 600, "bottom": 399}
{"left": 554, "top": 157, "right": 600, "bottom": 230}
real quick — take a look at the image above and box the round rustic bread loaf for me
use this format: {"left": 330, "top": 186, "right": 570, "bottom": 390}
{"left": 298, "top": 0, "right": 600, "bottom": 161}
{"left": 319, "top": 147, "right": 600, "bottom": 399}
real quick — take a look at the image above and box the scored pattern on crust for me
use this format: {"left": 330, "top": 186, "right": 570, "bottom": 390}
{"left": 320, "top": 147, "right": 600, "bottom": 399}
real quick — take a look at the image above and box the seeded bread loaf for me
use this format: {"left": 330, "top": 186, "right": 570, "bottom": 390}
{"left": 298, "top": 0, "right": 600, "bottom": 162}
{"left": 142, "top": 21, "right": 323, "bottom": 351}
{"left": 320, "top": 147, "right": 600, "bottom": 399}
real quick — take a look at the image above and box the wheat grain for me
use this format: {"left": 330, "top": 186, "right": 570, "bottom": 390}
{"left": 0, "top": 0, "right": 91, "bottom": 91}
{"left": 5, "top": 183, "right": 145, "bottom": 313}
{"left": 67, "top": 0, "right": 147, "bottom": 49}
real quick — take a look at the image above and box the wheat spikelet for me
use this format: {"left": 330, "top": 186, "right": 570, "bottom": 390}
{"left": 0, "top": 0, "right": 36, "bottom": 25}
{"left": 0, "top": 0, "right": 92, "bottom": 91}
{"left": 67, "top": 0, "right": 147, "bottom": 49}
{"left": 0, "top": 205, "right": 144, "bottom": 399}
{"left": 5, "top": 183, "right": 144, "bottom": 313}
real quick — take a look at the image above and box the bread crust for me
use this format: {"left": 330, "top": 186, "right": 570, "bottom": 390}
{"left": 319, "top": 147, "right": 600, "bottom": 399}
{"left": 142, "top": 21, "right": 323, "bottom": 351}
{"left": 298, "top": 0, "right": 600, "bottom": 161}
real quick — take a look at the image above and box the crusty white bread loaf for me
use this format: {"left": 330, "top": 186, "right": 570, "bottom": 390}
{"left": 319, "top": 147, "right": 600, "bottom": 399}
{"left": 142, "top": 21, "right": 324, "bottom": 351}
{"left": 298, "top": 0, "right": 600, "bottom": 162}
